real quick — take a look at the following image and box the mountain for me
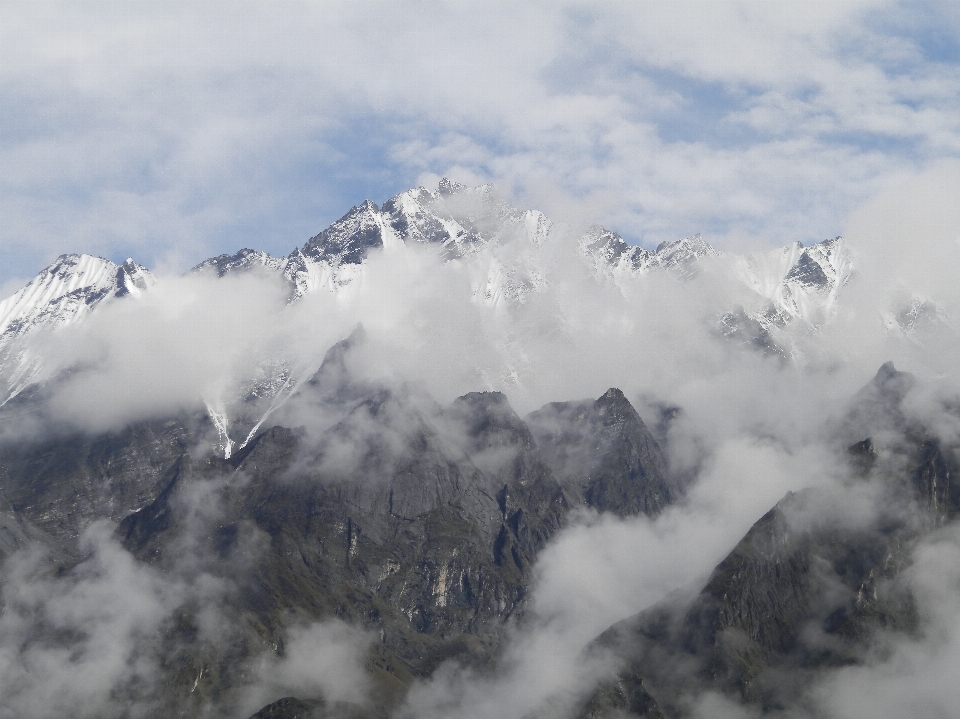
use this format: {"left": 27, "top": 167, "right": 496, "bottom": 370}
{"left": 576, "top": 363, "right": 958, "bottom": 718}
{"left": 580, "top": 228, "right": 721, "bottom": 281}
{"left": 192, "top": 180, "right": 552, "bottom": 305}
{"left": 1, "top": 180, "right": 856, "bottom": 388}
{"left": 188, "top": 180, "right": 852, "bottom": 331}
{"left": 0, "top": 254, "right": 155, "bottom": 404}
{"left": 0, "top": 324, "right": 672, "bottom": 717}
{"left": 526, "top": 388, "right": 679, "bottom": 517}
{"left": 0, "top": 254, "right": 154, "bottom": 344}
{"left": 732, "top": 238, "right": 851, "bottom": 324}
{"left": 2, "top": 180, "right": 954, "bottom": 719}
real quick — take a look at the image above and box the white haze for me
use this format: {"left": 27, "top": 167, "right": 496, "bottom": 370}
{"left": 2, "top": 164, "right": 960, "bottom": 717}
{"left": 0, "top": 523, "right": 222, "bottom": 718}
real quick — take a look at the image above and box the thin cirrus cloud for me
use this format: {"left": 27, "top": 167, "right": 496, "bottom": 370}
{"left": 1, "top": 1, "right": 959, "bottom": 288}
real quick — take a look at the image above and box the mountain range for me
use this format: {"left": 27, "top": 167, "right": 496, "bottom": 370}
{"left": 1, "top": 180, "right": 856, "bottom": 411}
{"left": 0, "top": 181, "right": 955, "bottom": 719}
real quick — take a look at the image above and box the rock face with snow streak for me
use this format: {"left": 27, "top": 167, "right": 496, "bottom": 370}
{"left": 723, "top": 237, "right": 855, "bottom": 358}
{"left": 732, "top": 236, "right": 853, "bottom": 327}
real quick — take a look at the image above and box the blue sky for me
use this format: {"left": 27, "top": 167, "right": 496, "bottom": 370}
{"left": 2, "top": 1, "right": 960, "bottom": 294}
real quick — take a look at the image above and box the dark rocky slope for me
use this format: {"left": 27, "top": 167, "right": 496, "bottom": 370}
{"left": 577, "top": 363, "right": 960, "bottom": 717}
{"left": 0, "top": 333, "right": 673, "bottom": 718}
{"left": 527, "top": 388, "right": 679, "bottom": 517}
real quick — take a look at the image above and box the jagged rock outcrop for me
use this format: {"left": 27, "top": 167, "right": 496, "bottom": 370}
{"left": 114, "top": 383, "right": 665, "bottom": 715}
{"left": 527, "top": 388, "right": 676, "bottom": 517}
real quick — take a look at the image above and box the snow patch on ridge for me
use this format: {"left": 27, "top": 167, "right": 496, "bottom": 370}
{"left": 205, "top": 401, "right": 235, "bottom": 459}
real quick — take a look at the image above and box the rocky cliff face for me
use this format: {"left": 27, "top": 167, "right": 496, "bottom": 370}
{"left": 0, "top": 327, "right": 672, "bottom": 718}
{"left": 526, "top": 388, "right": 678, "bottom": 517}
{"left": 578, "top": 363, "right": 960, "bottom": 718}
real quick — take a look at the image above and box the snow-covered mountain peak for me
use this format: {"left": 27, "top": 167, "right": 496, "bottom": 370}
{"left": 714, "top": 235, "right": 857, "bottom": 361}
{"left": 581, "top": 229, "right": 720, "bottom": 279}
{"left": 0, "top": 254, "right": 154, "bottom": 344}
{"left": 115, "top": 258, "right": 156, "bottom": 297}
{"left": 300, "top": 200, "right": 385, "bottom": 265}
{"left": 766, "top": 236, "right": 852, "bottom": 324}
{"left": 437, "top": 177, "right": 467, "bottom": 196}
{"left": 192, "top": 248, "right": 289, "bottom": 278}
{"left": 381, "top": 185, "right": 470, "bottom": 253}
{"left": 732, "top": 241, "right": 805, "bottom": 299}
{"left": 197, "top": 179, "right": 561, "bottom": 304}
{"left": 182, "top": 179, "right": 850, "bottom": 344}
{"left": 653, "top": 233, "right": 721, "bottom": 271}
{"left": 734, "top": 237, "right": 850, "bottom": 302}
{"left": 580, "top": 226, "right": 651, "bottom": 273}
{"left": 0, "top": 253, "right": 156, "bottom": 405}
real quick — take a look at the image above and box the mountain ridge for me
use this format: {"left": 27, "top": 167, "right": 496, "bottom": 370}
{"left": 5, "top": 179, "right": 853, "bottom": 346}
{"left": 0, "top": 200, "right": 957, "bottom": 718}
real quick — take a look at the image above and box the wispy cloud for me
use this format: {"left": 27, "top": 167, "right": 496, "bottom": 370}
{"left": 2, "top": 1, "right": 959, "bottom": 288}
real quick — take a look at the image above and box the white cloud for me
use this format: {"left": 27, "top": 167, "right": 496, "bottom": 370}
{"left": 0, "top": 523, "right": 195, "bottom": 718}
{"left": 2, "top": 1, "right": 960, "bottom": 290}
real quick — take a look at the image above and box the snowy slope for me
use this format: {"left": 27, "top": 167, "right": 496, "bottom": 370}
{"left": 731, "top": 236, "right": 853, "bottom": 326}
{"left": 0, "top": 254, "right": 154, "bottom": 344}
{"left": 0, "top": 254, "right": 155, "bottom": 404}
